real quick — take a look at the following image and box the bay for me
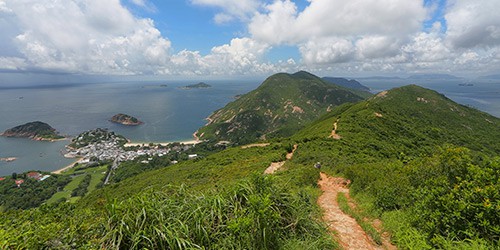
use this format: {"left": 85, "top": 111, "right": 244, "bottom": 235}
{"left": 0, "top": 77, "right": 498, "bottom": 176}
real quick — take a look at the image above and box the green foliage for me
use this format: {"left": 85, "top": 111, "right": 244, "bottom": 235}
{"left": 1, "top": 175, "right": 335, "bottom": 249}
{"left": 71, "top": 174, "right": 91, "bottom": 197}
{"left": 1, "top": 121, "right": 63, "bottom": 139}
{"left": 103, "top": 175, "right": 336, "bottom": 249}
{"left": 0, "top": 173, "right": 70, "bottom": 211}
{"left": 69, "top": 128, "right": 127, "bottom": 149}
{"left": 198, "top": 71, "right": 365, "bottom": 144}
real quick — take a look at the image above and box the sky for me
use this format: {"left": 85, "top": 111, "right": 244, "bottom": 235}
{"left": 0, "top": 0, "right": 500, "bottom": 80}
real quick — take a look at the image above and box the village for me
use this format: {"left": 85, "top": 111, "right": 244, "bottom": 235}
{"left": 63, "top": 128, "right": 199, "bottom": 167}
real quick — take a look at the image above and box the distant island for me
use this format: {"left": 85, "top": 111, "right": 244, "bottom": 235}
{"left": 110, "top": 114, "right": 143, "bottom": 126}
{"left": 0, "top": 121, "right": 64, "bottom": 141}
{"left": 181, "top": 82, "right": 211, "bottom": 89}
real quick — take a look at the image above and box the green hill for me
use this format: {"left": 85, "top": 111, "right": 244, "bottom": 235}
{"left": 196, "top": 71, "right": 365, "bottom": 144}
{"left": 294, "top": 84, "right": 500, "bottom": 159}
{"left": 1, "top": 82, "right": 499, "bottom": 249}
{"left": 1, "top": 121, "right": 64, "bottom": 140}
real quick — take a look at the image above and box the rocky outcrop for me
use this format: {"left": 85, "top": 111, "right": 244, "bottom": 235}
{"left": 110, "top": 114, "right": 143, "bottom": 126}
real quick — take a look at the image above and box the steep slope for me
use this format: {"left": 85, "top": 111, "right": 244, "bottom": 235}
{"left": 294, "top": 84, "right": 500, "bottom": 157}
{"left": 291, "top": 85, "right": 500, "bottom": 247}
{"left": 197, "top": 71, "right": 364, "bottom": 144}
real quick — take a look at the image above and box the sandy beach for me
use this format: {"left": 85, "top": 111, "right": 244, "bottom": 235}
{"left": 124, "top": 138, "right": 202, "bottom": 147}
{"left": 51, "top": 159, "right": 82, "bottom": 174}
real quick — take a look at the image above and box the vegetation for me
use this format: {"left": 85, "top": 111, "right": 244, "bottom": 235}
{"left": 0, "top": 172, "right": 70, "bottom": 211}
{"left": 0, "top": 121, "right": 64, "bottom": 140}
{"left": 110, "top": 113, "right": 143, "bottom": 126}
{"left": 197, "top": 71, "right": 365, "bottom": 144}
{"left": 71, "top": 174, "right": 91, "bottom": 197}
{"left": 289, "top": 84, "right": 500, "bottom": 247}
{"left": 0, "top": 169, "right": 336, "bottom": 249}
{"left": 1, "top": 75, "right": 499, "bottom": 249}
{"left": 68, "top": 128, "right": 127, "bottom": 149}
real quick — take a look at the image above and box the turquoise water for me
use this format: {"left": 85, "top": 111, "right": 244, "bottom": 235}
{"left": 0, "top": 78, "right": 498, "bottom": 176}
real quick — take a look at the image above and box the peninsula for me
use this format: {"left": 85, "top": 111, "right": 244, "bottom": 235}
{"left": 110, "top": 113, "right": 143, "bottom": 126}
{"left": 1, "top": 121, "right": 64, "bottom": 141}
{"left": 181, "top": 82, "right": 211, "bottom": 89}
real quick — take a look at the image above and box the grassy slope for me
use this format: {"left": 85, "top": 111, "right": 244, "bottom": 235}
{"left": 82, "top": 144, "right": 287, "bottom": 203}
{"left": 46, "top": 165, "right": 108, "bottom": 204}
{"left": 197, "top": 71, "right": 364, "bottom": 144}
{"left": 290, "top": 84, "right": 500, "bottom": 247}
{"left": 293, "top": 85, "right": 500, "bottom": 164}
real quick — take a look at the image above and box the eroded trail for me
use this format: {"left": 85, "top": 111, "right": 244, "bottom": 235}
{"left": 318, "top": 172, "right": 382, "bottom": 250}
{"left": 329, "top": 120, "right": 341, "bottom": 140}
{"left": 264, "top": 144, "right": 297, "bottom": 174}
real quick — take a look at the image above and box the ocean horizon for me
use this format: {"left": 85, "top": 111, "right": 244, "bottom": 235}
{"left": 1, "top": 78, "right": 499, "bottom": 176}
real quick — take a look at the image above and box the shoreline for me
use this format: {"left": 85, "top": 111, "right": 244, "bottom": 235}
{"left": 123, "top": 138, "right": 203, "bottom": 148}
{"left": 51, "top": 158, "right": 82, "bottom": 174}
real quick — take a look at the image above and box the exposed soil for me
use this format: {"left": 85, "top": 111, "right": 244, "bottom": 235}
{"left": 329, "top": 121, "right": 341, "bottom": 140}
{"left": 286, "top": 144, "right": 298, "bottom": 160}
{"left": 264, "top": 144, "right": 297, "bottom": 174}
{"left": 264, "top": 161, "right": 285, "bottom": 174}
{"left": 241, "top": 143, "right": 271, "bottom": 149}
{"left": 318, "top": 173, "right": 383, "bottom": 250}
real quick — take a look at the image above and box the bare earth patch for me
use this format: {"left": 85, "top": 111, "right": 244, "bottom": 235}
{"left": 264, "top": 161, "right": 285, "bottom": 174}
{"left": 264, "top": 144, "right": 297, "bottom": 174}
{"left": 329, "top": 121, "right": 341, "bottom": 140}
{"left": 241, "top": 143, "right": 271, "bottom": 149}
{"left": 376, "top": 91, "right": 388, "bottom": 98}
{"left": 318, "top": 173, "right": 382, "bottom": 250}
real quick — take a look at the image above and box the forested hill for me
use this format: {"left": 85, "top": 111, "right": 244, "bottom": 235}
{"left": 196, "top": 71, "right": 365, "bottom": 144}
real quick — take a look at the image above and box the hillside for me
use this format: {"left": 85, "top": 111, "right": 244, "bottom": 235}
{"left": 293, "top": 84, "right": 500, "bottom": 157}
{"left": 196, "top": 71, "right": 365, "bottom": 144}
{"left": 1, "top": 83, "right": 499, "bottom": 249}
{"left": 1, "top": 121, "right": 64, "bottom": 141}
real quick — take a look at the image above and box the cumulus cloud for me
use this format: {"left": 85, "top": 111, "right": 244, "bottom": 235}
{"left": 190, "top": 0, "right": 261, "bottom": 24}
{"left": 446, "top": 0, "right": 500, "bottom": 49}
{"left": 1, "top": 0, "right": 171, "bottom": 74}
{"left": 250, "top": 0, "right": 426, "bottom": 45}
{"left": 170, "top": 37, "right": 277, "bottom": 75}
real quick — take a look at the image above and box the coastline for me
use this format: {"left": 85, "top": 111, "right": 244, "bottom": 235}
{"left": 51, "top": 158, "right": 82, "bottom": 174}
{"left": 123, "top": 138, "right": 202, "bottom": 147}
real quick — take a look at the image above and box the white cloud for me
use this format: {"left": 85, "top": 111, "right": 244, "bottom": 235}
{"left": 171, "top": 37, "right": 276, "bottom": 75}
{"left": 299, "top": 37, "right": 354, "bottom": 64}
{"left": 190, "top": 0, "right": 260, "bottom": 24}
{"left": 0, "top": 57, "right": 27, "bottom": 70}
{"left": 250, "top": 0, "right": 426, "bottom": 45}
{"left": 1, "top": 0, "right": 171, "bottom": 74}
{"left": 446, "top": 0, "right": 500, "bottom": 49}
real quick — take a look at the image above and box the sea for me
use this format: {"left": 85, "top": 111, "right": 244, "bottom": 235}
{"left": 0, "top": 77, "right": 499, "bottom": 176}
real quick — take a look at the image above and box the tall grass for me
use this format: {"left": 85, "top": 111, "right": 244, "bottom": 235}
{"left": 103, "top": 174, "right": 337, "bottom": 249}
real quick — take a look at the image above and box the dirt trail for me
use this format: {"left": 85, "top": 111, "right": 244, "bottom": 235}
{"left": 318, "top": 172, "right": 382, "bottom": 250}
{"left": 329, "top": 121, "right": 341, "bottom": 140}
{"left": 241, "top": 143, "right": 270, "bottom": 149}
{"left": 264, "top": 144, "right": 297, "bottom": 174}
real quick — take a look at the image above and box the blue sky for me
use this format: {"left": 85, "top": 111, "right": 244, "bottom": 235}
{"left": 0, "top": 0, "right": 499, "bottom": 78}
